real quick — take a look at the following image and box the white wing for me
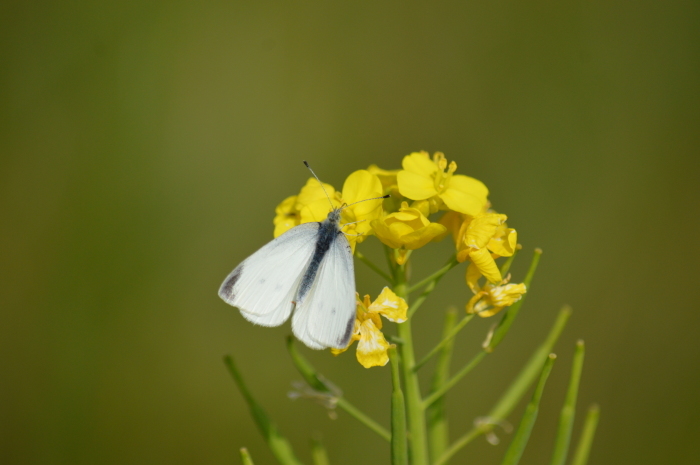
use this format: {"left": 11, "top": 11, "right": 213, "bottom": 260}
{"left": 291, "top": 233, "right": 356, "bottom": 349}
{"left": 219, "top": 223, "right": 319, "bottom": 327}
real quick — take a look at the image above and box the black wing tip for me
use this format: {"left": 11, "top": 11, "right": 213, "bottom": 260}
{"left": 338, "top": 315, "right": 355, "bottom": 348}
{"left": 219, "top": 266, "right": 244, "bottom": 301}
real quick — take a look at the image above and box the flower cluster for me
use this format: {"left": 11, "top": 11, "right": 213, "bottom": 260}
{"left": 274, "top": 151, "right": 526, "bottom": 366}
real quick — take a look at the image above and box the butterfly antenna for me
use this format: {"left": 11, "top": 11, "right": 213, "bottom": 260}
{"left": 303, "top": 160, "right": 335, "bottom": 210}
{"left": 341, "top": 194, "right": 391, "bottom": 211}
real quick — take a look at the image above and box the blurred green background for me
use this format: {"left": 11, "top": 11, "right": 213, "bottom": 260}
{"left": 2, "top": 1, "right": 699, "bottom": 464}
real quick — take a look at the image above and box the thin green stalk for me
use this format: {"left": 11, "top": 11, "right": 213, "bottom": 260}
{"left": 286, "top": 337, "right": 391, "bottom": 441}
{"left": 355, "top": 250, "right": 392, "bottom": 283}
{"left": 223, "top": 356, "right": 304, "bottom": 465}
{"left": 501, "top": 354, "right": 557, "bottom": 465}
{"left": 432, "top": 424, "right": 489, "bottom": 465}
{"left": 239, "top": 448, "right": 254, "bottom": 465}
{"left": 550, "top": 340, "right": 586, "bottom": 465}
{"left": 310, "top": 435, "right": 330, "bottom": 465}
{"left": 394, "top": 263, "right": 429, "bottom": 465}
{"left": 414, "top": 314, "right": 474, "bottom": 372}
{"left": 336, "top": 398, "right": 391, "bottom": 441}
{"left": 407, "top": 264, "right": 455, "bottom": 318}
{"left": 422, "top": 351, "right": 487, "bottom": 409}
{"left": 407, "top": 255, "right": 459, "bottom": 294}
{"left": 434, "top": 307, "right": 571, "bottom": 465}
{"left": 389, "top": 346, "right": 408, "bottom": 465}
{"left": 427, "top": 309, "right": 458, "bottom": 464}
{"left": 484, "top": 248, "right": 542, "bottom": 353}
{"left": 570, "top": 404, "right": 600, "bottom": 465}
{"left": 489, "top": 307, "right": 570, "bottom": 420}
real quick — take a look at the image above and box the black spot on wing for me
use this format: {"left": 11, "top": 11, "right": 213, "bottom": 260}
{"left": 219, "top": 265, "right": 243, "bottom": 300}
{"left": 339, "top": 315, "right": 355, "bottom": 347}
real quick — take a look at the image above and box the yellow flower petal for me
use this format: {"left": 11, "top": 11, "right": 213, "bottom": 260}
{"left": 438, "top": 211, "right": 464, "bottom": 244}
{"left": 296, "top": 178, "right": 336, "bottom": 210}
{"left": 469, "top": 248, "right": 502, "bottom": 284}
{"left": 464, "top": 213, "right": 506, "bottom": 249}
{"left": 300, "top": 197, "right": 339, "bottom": 223}
{"left": 402, "top": 151, "right": 438, "bottom": 175}
{"left": 466, "top": 262, "right": 482, "bottom": 293}
{"left": 401, "top": 222, "right": 448, "bottom": 250}
{"left": 273, "top": 195, "right": 300, "bottom": 238}
{"left": 440, "top": 175, "right": 489, "bottom": 215}
{"left": 466, "top": 283, "right": 527, "bottom": 317}
{"left": 490, "top": 283, "right": 527, "bottom": 307}
{"left": 371, "top": 218, "right": 403, "bottom": 248}
{"left": 368, "top": 287, "right": 407, "bottom": 323}
{"left": 341, "top": 170, "right": 383, "bottom": 217}
{"left": 488, "top": 228, "right": 517, "bottom": 257}
{"left": 397, "top": 170, "right": 438, "bottom": 200}
{"left": 356, "top": 319, "right": 390, "bottom": 368}
{"left": 367, "top": 164, "right": 399, "bottom": 191}
{"left": 411, "top": 200, "right": 431, "bottom": 217}
{"left": 388, "top": 221, "right": 417, "bottom": 238}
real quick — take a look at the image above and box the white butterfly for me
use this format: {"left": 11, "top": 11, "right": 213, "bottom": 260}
{"left": 218, "top": 163, "right": 387, "bottom": 350}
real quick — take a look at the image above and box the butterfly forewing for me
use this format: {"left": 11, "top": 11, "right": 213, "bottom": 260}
{"left": 219, "top": 223, "right": 319, "bottom": 327}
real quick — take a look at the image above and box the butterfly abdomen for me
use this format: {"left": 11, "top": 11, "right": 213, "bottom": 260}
{"left": 296, "top": 213, "right": 342, "bottom": 303}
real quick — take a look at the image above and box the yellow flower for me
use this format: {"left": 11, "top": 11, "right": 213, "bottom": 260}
{"left": 273, "top": 195, "right": 301, "bottom": 238}
{"left": 441, "top": 210, "right": 517, "bottom": 288}
{"left": 299, "top": 170, "right": 384, "bottom": 251}
{"left": 371, "top": 201, "right": 448, "bottom": 265}
{"left": 397, "top": 151, "right": 489, "bottom": 215}
{"left": 332, "top": 287, "right": 407, "bottom": 368}
{"left": 273, "top": 170, "right": 384, "bottom": 251}
{"left": 466, "top": 278, "right": 527, "bottom": 317}
{"left": 367, "top": 164, "right": 400, "bottom": 193}
{"left": 367, "top": 164, "right": 403, "bottom": 213}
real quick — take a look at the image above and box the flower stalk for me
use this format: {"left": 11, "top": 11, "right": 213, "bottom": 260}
{"left": 394, "top": 262, "right": 429, "bottom": 465}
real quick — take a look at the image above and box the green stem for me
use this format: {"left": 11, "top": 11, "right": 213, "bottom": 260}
{"left": 407, "top": 261, "right": 456, "bottom": 318}
{"left": 488, "top": 307, "right": 570, "bottom": 421}
{"left": 286, "top": 337, "right": 391, "bottom": 441}
{"left": 355, "top": 250, "right": 392, "bottom": 283}
{"left": 434, "top": 307, "right": 572, "bottom": 464}
{"left": 239, "top": 448, "right": 255, "bottom": 465}
{"left": 427, "top": 309, "right": 458, "bottom": 464}
{"left": 422, "top": 351, "right": 487, "bottom": 409}
{"left": 501, "top": 354, "right": 557, "bottom": 465}
{"left": 570, "top": 404, "right": 600, "bottom": 465}
{"left": 414, "top": 314, "right": 474, "bottom": 372}
{"left": 310, "top": 435, "right": 330, "bottom": 465}
{"left": 485, "top": 248, "right": 542, "bottom": 353}
{"left": 394, "top": 263, "right": 428, "bottom": 465}
{"left": 550, "top": 340, "right": 585, "bottom": 465}
{"left": 433, "top": 428, "right": 483, "bottom": 465}
{"left": 407, "top": 255, "right": 459, "bottom": 294}
{"left": 389, "top": 346, "right": 408, "bottom": 465}
{"left": 224, "top": 356, "right": 304, "bottom": 465}
{"left": 336, "top": 398, "right": 391, "bottom": 441}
